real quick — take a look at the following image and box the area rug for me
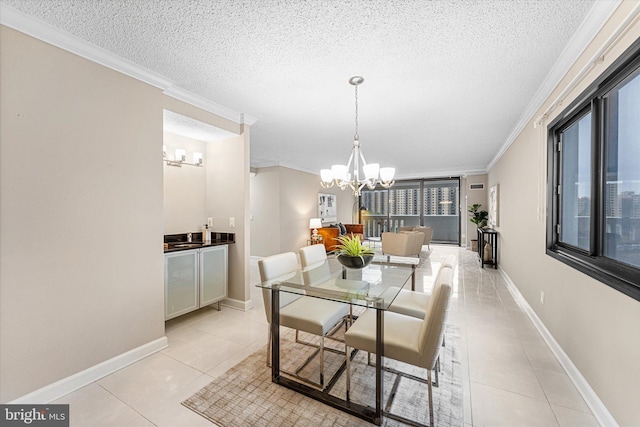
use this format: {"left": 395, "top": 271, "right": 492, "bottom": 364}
{"left": 183, "top": 323, "right": 463, "bottom": 426}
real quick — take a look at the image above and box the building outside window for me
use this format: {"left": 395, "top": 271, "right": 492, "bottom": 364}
{"left": 361, "top": 178, "right": 460, "bottom": 244}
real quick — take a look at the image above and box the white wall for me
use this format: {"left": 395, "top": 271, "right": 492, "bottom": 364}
{"left": 488, "top": 3, "right": 640, "bottom": 424}
{"left": 250, "top": 166, "right": 354, "bottom": 257}
{"left": 0, "top": 26, "right": 165, "bottom": 401}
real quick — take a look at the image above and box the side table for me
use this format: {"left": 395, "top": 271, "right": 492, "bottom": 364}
{"left": 477, "top": 228, "right": 498, "bottom": 269}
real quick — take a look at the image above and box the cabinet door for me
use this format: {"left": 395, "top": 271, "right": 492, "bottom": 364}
{"left": 199, "top": 245, "right": 228, "bottom": 306}
{"left": 165, "top": 250, "right": 199, "bottom": 320}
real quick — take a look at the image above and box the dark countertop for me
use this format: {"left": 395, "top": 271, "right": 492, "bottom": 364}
{"left": 164, "top": 232, "right": 235, "bottom": 253}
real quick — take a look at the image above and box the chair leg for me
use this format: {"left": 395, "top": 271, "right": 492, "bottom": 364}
{"left": 320, "top": 336, "right": 325, "bottom": 388}
{"left": 266, "top": 328, "right": 271, "bottom": 367}
{"left": 345, "top": 344, "right": 351, "bottom": 401}
{"left": 427, "top": 369, "right": 434, "bottom": 426}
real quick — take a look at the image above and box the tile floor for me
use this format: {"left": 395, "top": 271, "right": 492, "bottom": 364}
{"left": 53, "top": 245, "right": 598, "bottom": 426}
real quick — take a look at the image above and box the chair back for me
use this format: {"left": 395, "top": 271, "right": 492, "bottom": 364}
{"left": 299, "top": 244, "right": 327, "bottom": 268}
{"left": 258, "top": 252, "right": 302, "bottom": 322}
{"left": 409, "top": 231, "right": 425, "bottom": 254}
{"left": 382, "top": 231, "right": 423, "bottom": 257}
{"left": 413, "top": 226, "right": 433, "bottom": 245}
{"left": 418, "top": 267, "right": 453, "bottom": 369}
{"left": 440, "top": 254, "right": 457, "bottom": 271}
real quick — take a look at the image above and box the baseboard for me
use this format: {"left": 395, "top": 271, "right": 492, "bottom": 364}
{"left": 9, "top": 336, "right": 168, "bottom": 404}
{"left": 222, "top": 297, "right": 254, "bottom": 311}
{"left": 498, "top": 268, "right": 618, "bottom": 427}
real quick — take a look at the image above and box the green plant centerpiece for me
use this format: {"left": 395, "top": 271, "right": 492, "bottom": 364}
{"left": 468, "top": 203, "right": 489, "bottom": 251}
{"left": 334, "top": 233, "right": 374, "bottom": 269}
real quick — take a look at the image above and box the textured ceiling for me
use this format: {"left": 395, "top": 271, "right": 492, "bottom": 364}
{"left": 2, "top": 0, "right": 599, "bottom": 178}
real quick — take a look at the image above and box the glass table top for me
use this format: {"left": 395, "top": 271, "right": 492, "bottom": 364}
{"left": 256, "top": 258, "right": 415, "bottom": 310}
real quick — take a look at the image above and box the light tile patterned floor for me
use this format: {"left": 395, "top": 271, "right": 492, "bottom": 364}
{"left": 53, "top": 245, "right": 598, "bottom": 426}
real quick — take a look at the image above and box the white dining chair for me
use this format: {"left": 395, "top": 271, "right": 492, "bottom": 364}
{"left": 387, "top": 254, "right": 457, "bottom": 319}
{"left": 344, "top": 267, "right": 453, "bottom": 426}
{"left": 259, "top": 252, "right": 348, "bottom": 389}
{"left": 299, "top": 244, "right": 333, "bottom": 285}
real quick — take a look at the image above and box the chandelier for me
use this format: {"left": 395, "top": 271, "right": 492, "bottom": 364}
{"left": 320, "top": 76, "right": 395, "bottom": 196}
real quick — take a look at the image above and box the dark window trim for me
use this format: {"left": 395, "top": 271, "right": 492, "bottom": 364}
{"left": 546, "top": 38, "right": 640, "bottom": 302}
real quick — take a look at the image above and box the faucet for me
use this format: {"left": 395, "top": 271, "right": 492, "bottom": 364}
{"left": 187, "top": 232, "right": 192, "bottom": 243}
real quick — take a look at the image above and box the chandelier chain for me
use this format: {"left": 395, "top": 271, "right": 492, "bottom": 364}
{"left": 354, "top": 84, "right": 359, "bottom": 141}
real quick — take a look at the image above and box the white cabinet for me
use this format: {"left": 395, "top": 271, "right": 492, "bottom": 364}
{"left": 199, "top": 245, "right": 228, "bottom": 306}
{"left": 164, "top": 245, "right": 228, "bottom": 320}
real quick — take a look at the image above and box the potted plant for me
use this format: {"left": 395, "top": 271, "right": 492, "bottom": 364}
{"left": 334, "top": 233, "right": 375, "bottom": 269}
{"left": 468, "top": 204, "right": 488, "bottom": 251}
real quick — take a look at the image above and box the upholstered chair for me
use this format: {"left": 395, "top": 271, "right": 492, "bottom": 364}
{"left": 344, "top": 268, "right": 453, "bottom": 426}
{"left": 259, "top": 252, "right": 348, "bottom": 389}
{"left": 399, "top": 226, "right": 433, "bottom": 249}
{"left": 381, "top": 231, "right": 424, "bottom": 257}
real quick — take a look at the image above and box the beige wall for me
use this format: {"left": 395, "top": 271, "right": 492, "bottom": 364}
{"left": 0, "top": 24, "right": 252, "bottom": 402}
{"left": 0, "top": 26, "right": 165, "bottom": 401}
{"left": 250, "top": 166, "right": 354, "bottom": 257}
{"left": 205, "top": 128, "right": 251, "bottom": 304}
{"left": 488, "top": 3, "right": 640, "bottom": 425}
{"left": 163, "top": 131, "right": 207, "bottom": 234}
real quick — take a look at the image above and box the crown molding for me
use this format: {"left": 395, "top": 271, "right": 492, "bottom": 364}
{"left": 0, "top": 4, "right": 173, "bottom": 89}
{"left": 163, "top": 86, "right": 249, "bottom": 125}
{"left": 0, "top": 3, "right": 257, "bottom": 127}
{"left": 486, "top": 0, "right": 621, "bottom": 172}
{"left": 241, "top": 113, "right": 258, "bottom": 126}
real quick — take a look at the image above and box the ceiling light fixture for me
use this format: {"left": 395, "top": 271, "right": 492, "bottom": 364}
{"left": 320, "top": 76, "right": 395, "bottom": 196}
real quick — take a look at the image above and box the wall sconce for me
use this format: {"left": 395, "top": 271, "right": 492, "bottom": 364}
{"left": 163, "top": 145, "right": 204, "bottom": 167}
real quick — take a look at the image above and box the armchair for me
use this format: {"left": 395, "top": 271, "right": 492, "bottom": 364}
{"left": 400, "top": 226, "right": 433, "bottom": 249}
{"left": 381, "top": 231, "right": 424, "bottom": 257}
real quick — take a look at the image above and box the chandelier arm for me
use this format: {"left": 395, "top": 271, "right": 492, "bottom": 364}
{"left": 357, "top": 147, "right": 369, "bottom": 184}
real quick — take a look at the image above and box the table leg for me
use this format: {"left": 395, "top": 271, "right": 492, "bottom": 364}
{"left": 375, "top": 305, "right": 384, "bottom": 425}
{"left": 411, "top": 265, "right": 416, "bottom": 291}
{"left": 271, "top": 287, "right": 280, "bottom": 381}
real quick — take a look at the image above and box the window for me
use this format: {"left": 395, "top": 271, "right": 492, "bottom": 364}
{"left": 360, "top": 178, "right": 460, "bottom": 245}
{"left": 547, "top": 39, "right": 640, "bottom": 301}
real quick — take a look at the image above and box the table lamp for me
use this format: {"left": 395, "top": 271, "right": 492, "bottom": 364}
{"left": 309, "top": 218, "right": 323, "bottom": 242}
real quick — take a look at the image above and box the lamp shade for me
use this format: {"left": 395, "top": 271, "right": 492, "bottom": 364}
{"left": 320, "top": 169, "right": 333, "bottom": 183}
{"left": 363, "top": 163, "right": 379, "bottom": 180}
{"left": 331, "top": 165, "right": 348, "bottom": 181}
{"left": 380, "top": 167, "right": 395, "bottom": 182}
{"left": 309, "top": 218, "right": 323, "bottom": 229}
{"left": 175, "top": 148, "right": 186, "bottom": 162}
{"left": 193, "top": 152, "right": 203, "bottom": 165}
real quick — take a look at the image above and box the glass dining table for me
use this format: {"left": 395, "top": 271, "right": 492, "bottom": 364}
{"left": 256, "top": 257, "right": 415, "bottom": 425}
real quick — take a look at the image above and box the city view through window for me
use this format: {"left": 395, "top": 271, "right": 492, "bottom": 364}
{"left": 360, "top": 178, "right": 460, "bottom": 244}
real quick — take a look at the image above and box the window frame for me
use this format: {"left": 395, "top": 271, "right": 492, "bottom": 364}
{"left": 547, "top": 38, "right": 640, "bottom": 302}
